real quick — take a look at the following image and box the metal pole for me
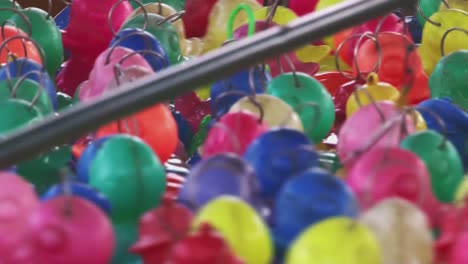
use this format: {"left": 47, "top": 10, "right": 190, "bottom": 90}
{"left": 0, "top": 0, "right": 416, "bottom": 168}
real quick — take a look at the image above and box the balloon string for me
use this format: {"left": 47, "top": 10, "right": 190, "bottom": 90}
{"left": 226, "top": 4, "right": 256, "bottom": 40}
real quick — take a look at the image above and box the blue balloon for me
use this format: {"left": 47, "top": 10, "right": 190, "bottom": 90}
{"left": 210, "top": 66, "right": 271, "bottom": 118}
{"left": 273, "top": 167, "right": 360, "bottom": 252}
{"left": 179, "top": 154, "right": 259, "bottom": 208}
{"left": 76, "top": 136, "right": 113, "bottom": 183}
{"left": 172, "top": 111, "right": 193, "bottom": 149}
{"left": 417, "top": 98, "right": 468, "bottom": 172}
{"left": 42, "top": 182, "right": 112, "bottom": 214}
{"left": 407, "top": 16, "right": 422, "bottom": 44}
{"left": 54, "top": 5, "right": 71, "bottom": 30}
{"left": 110, "top": 28, "right": 170, "bottom": 72}
{"left": 244, "top": 128, "right": 319, "bottom": 199}
{"left": 187, "top": 152, "right": 202, "bottom": 167}
{"left": 0, "top": 58, "right": 57, "bottom": 109}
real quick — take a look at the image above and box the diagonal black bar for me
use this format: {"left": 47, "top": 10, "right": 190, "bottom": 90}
{"left": 0, "top": 0, "right": 416, "bottom": 168}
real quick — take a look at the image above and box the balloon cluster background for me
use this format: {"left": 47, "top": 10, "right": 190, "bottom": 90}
{"left": 0, "top": 0, "right": 467, "bottom": 263}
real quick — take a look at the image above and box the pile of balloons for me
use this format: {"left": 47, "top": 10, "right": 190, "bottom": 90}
{"left": 0, "top": 0, "right": 467, "bottom": 263}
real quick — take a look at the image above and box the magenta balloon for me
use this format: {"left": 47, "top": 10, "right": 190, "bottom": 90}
{"left": 29, "top": 197, "right": 114, "bottom": 264}
{"left": 202, "top": 111, "right": 269, "bottom": 158}
{"left": 234, "top": 20, "right": 319, "bottom": 77}
{"left": 80, "top": 46, "right": 153, "bottom": 102}
{"left": 0, "top": 172, "right": 38, "bottom": 262}
{"left": 346, "top": 147, "right": 440, "bottom": 226}
{"left": 337, "top": 101, "right": 416, "bottom": 169}
{"left": 448, "top": 232, "right": 468, "bottom": 264}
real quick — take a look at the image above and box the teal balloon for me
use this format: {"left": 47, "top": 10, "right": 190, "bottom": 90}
{"left": 89, "top": 135, "right": 166, "bottom": 222}
{"left": 267, "top": 72, "right": 335, "bottom": 143}
{"left": 0, "top": 78, "right": 53, "bottom": 115}
{"left": 112, "top": 220, "right": 142, "bottom": 264}
{"left": 56, "top": 91, "right": 74, "bottom": 111}
{"left": 131, "top": 0, "right": 185, "bottom": 11}
{"left": 429, "top": 50, "right": 468, "bottom": 109}
{"left": 0, "top": 0, "right": 21, "bottom": 22}
{"left": 17, "top": 145, "right": 72, "bottom": 195}
{"left": 401, "top": 130, "right": 464, "bottom": 203}
{"left": 9, "top": 7, "right": 64, "bottom": 77}
{"left": 416, "top": 0, "right": 441, "bottom": 26}
{"left": 121, "top": 13, "right": 181, "bottom": 65}
{"left": 0, "top": 99, "right": 42, "bottom": 136}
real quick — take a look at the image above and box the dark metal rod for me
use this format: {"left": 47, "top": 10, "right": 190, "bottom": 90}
{"left": 0, "top": 0, "right": 416, "bottom": 168}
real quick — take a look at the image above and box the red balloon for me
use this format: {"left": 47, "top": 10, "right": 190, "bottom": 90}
{"left": 175, "top": 91, "right": 211, "bottom": 133}
{"left": 289, "top": 0, "right": 319, "bottom": 16}
{"left": 166, "top": 223, "right": 245, "bottom": 264}
{"left": 29, "top": 197, "right": 114, "bottom": 264}
{"left": 131, "top": 200, "right": 193, "bottom": 264}
{"left": 332, "top": 78, "right": 366, "bottom": 133}
{"left": 202, "top": 111, "right": 269, "bottom": 158}
{"left": 183, "top": 0, "right": 219, "bottom": 38}
{"left": 315, "top": 71, "right": 353, "bottom": 97}
{"left": 0, "top": 26, "right": 42, "bottom": 65}
{"left": 58, "top": 0, "right": 133, "bottom": 95}
{"left": 96, "top": 104, "right": 178, "bottom": 163}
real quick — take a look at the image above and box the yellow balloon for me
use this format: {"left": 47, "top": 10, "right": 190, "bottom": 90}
{"left": 318, "top": 54, "right": 351, "bottom": 72}
{"left": 360, "top": 198, "right": 434, "bottom": 264}
{"left": 441, "top": 0, "right": 468, "bottom": 12}
{"left": 286, "top": 217, "right": 382, "bottom": 264}
{"left": 253, "top": 6, "right": 297, "bottom": 25}
{"left": 316, "top": 0, "right": 345, "bottom": 46}
{"left": 195, "top": 83, "right": 211, "bottom": 100}
{"left": 193, "top": 196, "right": 273, "bottom": 264}
{"left": 408, "top": 110, "right": 427, "bottom": 131}
{"left": 346, "top": 73, "right": 400, "bottom": 118}
{"left": 419, "top": 9, "right": 468, "bottom": 75}
{"left": 295, "top": 44, "right": 331, "bottom": 63}
{"left": 203, "top": 0, "right": 262, "bottom": 53}
{"left": 454, "top": 176, "right": 468, "bottom": 207}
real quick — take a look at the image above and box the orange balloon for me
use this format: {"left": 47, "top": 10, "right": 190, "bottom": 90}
{"left": 96, "top": 104, "right": 178, "bottom": 163}
{"left": 0, "top": 26, "right": 42, "bottom": 65}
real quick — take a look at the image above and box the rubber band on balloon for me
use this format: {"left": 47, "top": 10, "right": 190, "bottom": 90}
{"left": 413, "top": 106, "right": 450, "bottom": 149}
{"left": 108, "top": 29, "right": 155, "bottom": 54}
{"left": 277, "top": 53, "right": 301, "bottom": 88}
{"left": 157, "top": 10, "right": 186, "bottom": 25}
{"left": 440, "top": 27, "right": 468, "bottom": 56}
{"left": 212, "top": 90, "right": 265, "bottom": 123}
{"left": 416, "top": 2, "right": 442, "bottom": 27}
{"left": 281, "top": 102, "right": 321, "bottom": 137}
{"left": 0, "top": 8, "right": 32, "bottom": 36}
{"left": 265, "top": 0, "right": 281, "bottom": 27}
{"left": 335, "top": 33, "right": 381, "bottom": 80}
{"left": 353, "top": 33, "right": 381, "bottom": 81}
{"left": 183, "top": 154, "right": 259, "bottom": 211}
{"left": 10, "top": 69, "right": 47, "bottom": 109}
{"left": 227, "top": 3, "right": 256, "bottom": 40}
{"left": 0, "top": 35, "right": 46, "bottom": 66}
{"left": 59, "top": 0, "right": 72, "bottom": 6}
{"left": 113, "top": 49, "right": 168, "bottom": 71}
{"left": 441, "top": 0, "right": 451, "bottom": 9}
{"left": 351, "top": 84, "right": 387, "bottom": 123}
{"left": 108, "top": 0, "right": 148, "bottom": 37}
{"left": 42, "top": 0, "right": 53, "bottom": 20}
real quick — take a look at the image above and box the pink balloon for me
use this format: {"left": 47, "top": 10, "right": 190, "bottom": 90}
{"left": 234, "top": 21, "right": 319, "bottom": 77}
{"left": 346, "top": 147, "right": 440, "bottom": 225}
{"left": 80, "top": 46, "right": 153, "bottom": 102}
{"left": 202, "top": 111, "right": 269, "bottom": 158}
{"left": 337, "top": 101, "right": 416, "bottom": 168}
{"left": 0, "top": 172, "right": 38, "bottom": 263}
{"left": 447, "top": 232, "right": 468, "bottom": 264}
{"left": 29, "top": 197, "right": 114, "bottom": 264}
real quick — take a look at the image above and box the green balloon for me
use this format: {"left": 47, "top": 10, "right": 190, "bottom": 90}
{"left": 9, "top": 7, "right": 64, "bottom": 77}
{"left": 56, "top": 92, "right": 74, "bottom": 111}
{"left": 0, "top": 99, "right": 42, "bottom": 136}
{"left": 318, "top": 151, "right": 342, "bottom": 174}
{"left": 17, "top": 145, "right": 72, "bottom": 195}
{"left": 401, "top": 130, "right": 464, "bottom": 203}
{"left": 416, "top": 0, "right": 441, "bottom": 26}
{"left": 131, "top": 0, "right": 185, "bottom": 11}
{"left": 188, "top": 114, "right": 211, "bottom": 156}
{"left": 267, "top": 72, "right": 335, "bottom": 143}
{"left": 112, "top": 220, "right": 142, "bottom": 264}
{"left": 0, "top": 78, "right": 53, "bottom": 115}
{"left": 0, "top": 0, "right": 21, "bottom": 22}
{"left": 121, "top": 13, "right": 181, "bottom": 65}
{"left": 429, "top": 50, "right": 468, "bottom": 110}
{"left": 89, "top": 135, "right": 166, "bottom": 222}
